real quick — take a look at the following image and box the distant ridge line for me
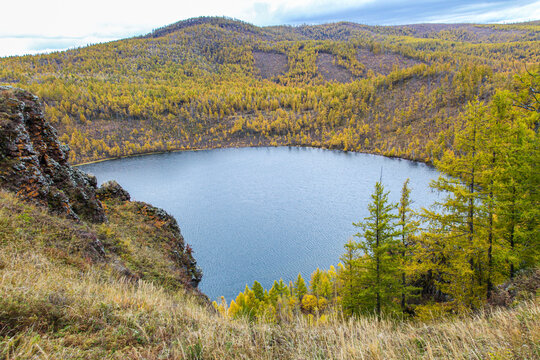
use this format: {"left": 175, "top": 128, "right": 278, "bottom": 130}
{"left": 144, "top": 16, "right": 260, "bottom": 38}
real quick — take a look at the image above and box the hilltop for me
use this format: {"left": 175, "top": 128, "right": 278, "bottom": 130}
{"left": 0, "top": 17, "right": 538, "bottom": 164}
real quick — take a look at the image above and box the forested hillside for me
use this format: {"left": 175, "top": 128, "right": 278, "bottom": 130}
{"left": 0, "top": 17, "right": 538, "bottom": 164}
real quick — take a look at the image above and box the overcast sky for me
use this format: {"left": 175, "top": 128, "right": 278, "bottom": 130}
{"left": 1, "top": 0, "right": 538, "bottom": 57}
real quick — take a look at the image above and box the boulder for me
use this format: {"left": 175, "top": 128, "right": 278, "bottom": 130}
{"left": 96, "top": 180, "right": 131, "bottom": 202}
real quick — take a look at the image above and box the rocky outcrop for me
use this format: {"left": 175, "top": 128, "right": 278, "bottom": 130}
{"left": 96, "top": 180, "right": 131, "bottom": 202}
{"left": 0, "top": 86, "right": 106, "bottom": 222}
{"left": 134, "top": 201, "right": 202, "bottom": 287}
{"left": 97, "top": 180, "right": 202, "bottom": 286}
{"left": 489, "top": 268, "right": 540, "bottom": 307}
{"left": 0, "top": 86, "right": 202, "bottom": 289}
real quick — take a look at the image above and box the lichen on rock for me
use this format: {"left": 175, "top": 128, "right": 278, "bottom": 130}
{"left": 96, "top": 180, "right": 131, "bottom": 202}
{"left": 0, "top": 86, "right": 106, "bottom": 223}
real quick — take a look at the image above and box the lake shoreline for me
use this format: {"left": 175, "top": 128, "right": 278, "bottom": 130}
{"left": 74, "top": 144, "right": 435, "bottom": 168}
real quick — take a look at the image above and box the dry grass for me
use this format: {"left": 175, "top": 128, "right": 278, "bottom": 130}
{"left": 1, "top": 191, "right": 539, "bottom": 359}
{"left": 252, "top": 51, "right": 288, "bottom": 80}
{"left": 357, "top": 48, "right": 424, "bottom": 76}
{"left": 317, "top": 53, "right": 354, "bottom": 83}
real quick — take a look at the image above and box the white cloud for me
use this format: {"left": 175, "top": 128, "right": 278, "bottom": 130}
{"left": 424, "top": 1, "right": 540, "bottom": 23}
{"left": 0, "top": 0, "right": 537, "bottom": 57}
{"left": 0, "top": 36, "right": 118, "bottom": 57}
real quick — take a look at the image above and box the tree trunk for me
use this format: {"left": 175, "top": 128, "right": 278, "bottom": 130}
{"left": 376, "top": 192, "right": 381, "bottom": 318}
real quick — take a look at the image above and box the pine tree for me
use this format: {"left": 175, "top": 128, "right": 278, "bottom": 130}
{"left": 339, "top": 239, "right": 361, "bottom": 316}
{"left": 310, "top": 268, "right": 322, "bottom": 297}
{"left": 494, "top": 73, "right": 540, "bottom": 277}
{"left": 293, "top": 273, "right": 307, "bottom": 301}
{"left": 397, "top": 179, "right": 420, "bottom": 311}
{"left": 479, "top": 91, "right": 516, "bottom": 298}
{"left": 252, "top": 280, "right": 265, "bottom": 301}
{"left": 353, "top": 181, "right": 401, "bottom": 317}
{"left": 269, "top": 280, "right": 287, "bottom": 303}
{"left": 510, "top": 68, "right": 539, "bottom": 270}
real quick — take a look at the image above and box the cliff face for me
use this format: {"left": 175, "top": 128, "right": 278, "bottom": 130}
{"left": 95, "top": 180, "right": 203, "bottom": 288}
{"left": 0, "top": 86, "right": 105, "bottom": 223}
{"left": 0, "top": 86, "right": 202, "bottom": 288}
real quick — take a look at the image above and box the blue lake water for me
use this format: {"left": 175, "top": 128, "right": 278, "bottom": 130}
{"left": 80, "top": 147, "right": 440, "bottom": 301}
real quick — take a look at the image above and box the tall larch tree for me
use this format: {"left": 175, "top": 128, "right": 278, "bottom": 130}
{"left": 339, "top": 239, "right": 362, "bottom": 316}
{"left": 353, "top": 181, "right": 401, "bottom": 317}
{"left": 419, "top": 101, "right": 489, "bottom": 311}
{"left": 397, "top": 178, "right": 420, "bottom": 311}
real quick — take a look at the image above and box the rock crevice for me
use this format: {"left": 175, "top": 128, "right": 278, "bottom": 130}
{"left": 0, "top": 86, "right": 106, "bottom": 222}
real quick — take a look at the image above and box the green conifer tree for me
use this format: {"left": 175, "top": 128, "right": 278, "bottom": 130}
{"left": 419, "top": 101, "right": 489, "bottom": 311}
{"left": 252, "top": 280, "right": 265, "bottom": 302}
{"left": 353, "top": 181, "right": 401, "bottom": 317}
{"left": 397, "top": 179, "right": 420, "bottom": 311}
{"left": 294, "top": 273, "right": 308, "bottom": 301}
{"left": 339, "top": 239, "right": 361, "bottom": 316}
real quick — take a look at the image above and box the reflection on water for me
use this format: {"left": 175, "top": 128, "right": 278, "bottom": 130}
{"left": 81, "top": 147, "right": 439, "bottom": 300}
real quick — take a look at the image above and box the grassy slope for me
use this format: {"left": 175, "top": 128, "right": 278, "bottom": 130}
{"left": 1, "top": 190, "right": 538, "bottom": 359}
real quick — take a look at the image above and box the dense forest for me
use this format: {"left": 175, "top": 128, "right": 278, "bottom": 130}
{"left": 0, "top": 17, "right": 538, "bottom": 164}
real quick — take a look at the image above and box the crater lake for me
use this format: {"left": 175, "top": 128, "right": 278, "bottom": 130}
{"left": 80, "top": 147, "right": 440, "bottom": 301}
